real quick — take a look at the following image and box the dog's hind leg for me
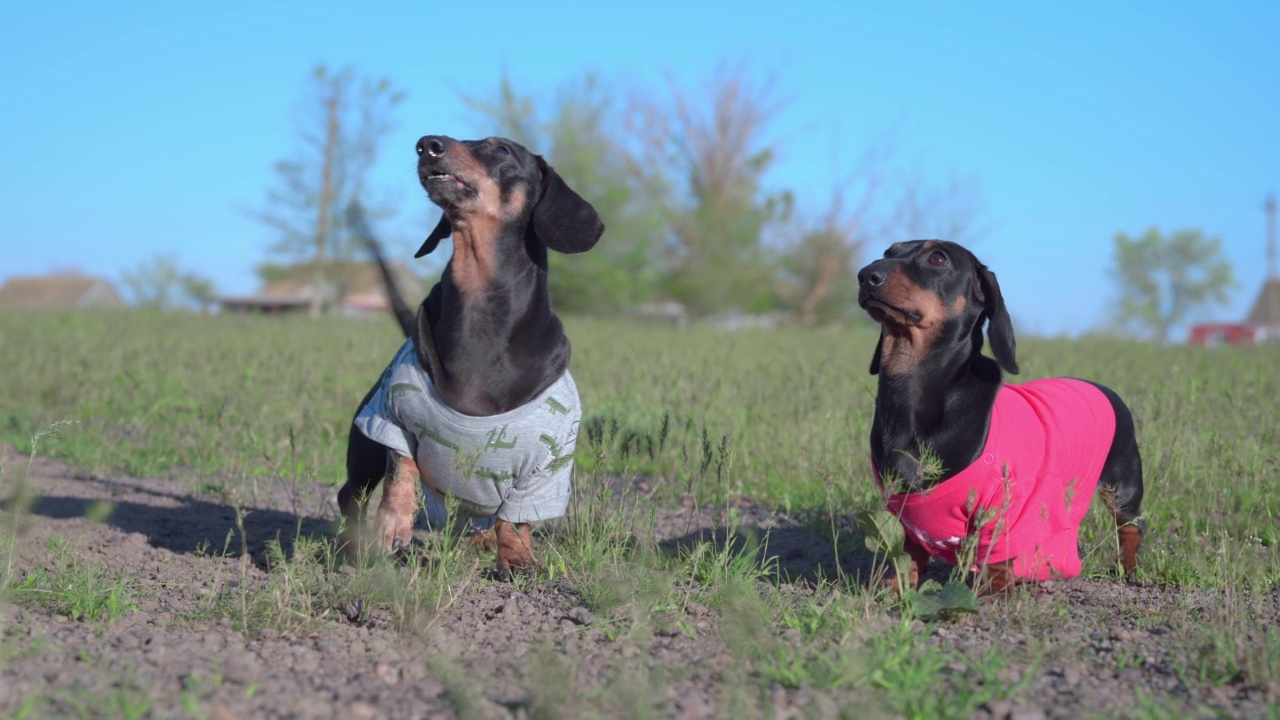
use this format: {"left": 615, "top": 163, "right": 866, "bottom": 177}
{"left": 1104, "top": 463, "right": 1145, "bottom": 578}
{"left": 1089, "top": 382, "right": 1146, "bottom": 577}
{"left": 339, "top": 422, "right": 389, "bottom": 557}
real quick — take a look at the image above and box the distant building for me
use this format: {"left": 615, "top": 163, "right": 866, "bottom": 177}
{"left": 1189, "top": 194, "right": 1280, "bottom": 346}
{"left": 1189, "top": 279, "right": 1280, "bottom": 346}
{"left": 1245, "top": 278, "right": 1280, "bottom": 333}
{"left": 1188, "top": 323, "right": 1260, "bottom": 347}
{"left": 0, "top": 274, "right": 125, "bottom": 311}
{"left": 217, "top": 261, "right": 421, "bottom": 317}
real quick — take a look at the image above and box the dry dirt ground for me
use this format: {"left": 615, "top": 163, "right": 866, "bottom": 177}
{"left": 1, "top": 445, "right": 1277, "bottom": 719}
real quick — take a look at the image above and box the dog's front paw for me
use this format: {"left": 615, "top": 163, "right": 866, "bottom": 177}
{"left": 372, "top": 457, "right": 421, "bottom": 554}
{"left": 879, "top": 571, "right": 907, "bottom": 596}
{"left": 374, "top": 509, "right": 414, "bottom": 554}
{"left": 494, "top": 520, "right": 538, "bottom": 582}
{"left": 975, "top": 561, "right": 1017, "bottom": 597}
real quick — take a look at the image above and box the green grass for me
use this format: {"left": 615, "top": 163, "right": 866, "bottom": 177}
{"left": 3, "top": 311, "right": 1276, "bottom": 587}
{"left": 1, "top": 310, "right": 1278, "bottom": 717}
{"left": 10, "top": 536, "right": 137, "bottom": 623}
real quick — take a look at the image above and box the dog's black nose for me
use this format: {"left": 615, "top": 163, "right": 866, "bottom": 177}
{"left": 417, "top": 136, "right": 449, "bottom": 158}
{"left": 858, "top": 266, "right": 888, "bottom": 288}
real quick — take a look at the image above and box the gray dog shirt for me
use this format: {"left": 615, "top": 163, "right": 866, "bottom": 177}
{"left": 354, "top": 339, "right": 581, "bottom": 525}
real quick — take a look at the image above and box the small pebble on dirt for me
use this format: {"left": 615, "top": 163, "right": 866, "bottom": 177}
{"left": 373, "top": 662, "right": 399, "bottom": 686}
{"left": 567, "top": 607, "right": 594, "bottom": 626}
{"left": 221, "top": 653, "right": 260, "bottom": 685}
{"left": 207, "top": 703, "right": 236, "bottom": 720}
{"left": 675, "top": 689, "right": 714, "bottom": 719}
{"left": 981, "top": 699, "right": 1013, "bottom": 719}
{"left": 1116, "top": 668, "right": 1143, "bottom": 684}
{"left": 997, "top": 667, "right": 1021, "bottom": 684}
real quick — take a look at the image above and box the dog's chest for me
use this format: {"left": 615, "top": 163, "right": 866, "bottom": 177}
{"left": 378, "top": 340, "right": 582, "bottom": 516}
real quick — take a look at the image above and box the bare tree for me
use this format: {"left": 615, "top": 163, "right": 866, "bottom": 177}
{"left": 251, "top": 65, "right": 404, "bottom": 316}
{"left": 455, "top": 66, "right": 993, "bottom": 324}
{"left": 883, "top": 168, "right": 992, "bottom": 246}
{"left": 626, "top": 64, "right": 793, "bottom": 316}
{"left": 122, "top": 253, "right": 217, "bottom": 312}
{"left": 775, "top": 135, "right": 891, "bottom": 325}
{"left": 778, "top": 184, "right": 877, "bottom": 325}
{"left": 459, "top": 75, "right": 539, "bottom": 148}
{"left": 773, "top": 163, "right": 987, "bottom": 326}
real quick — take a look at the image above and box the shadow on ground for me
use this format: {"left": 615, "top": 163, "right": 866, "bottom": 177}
{"left": 4, "top": 450, "right": 335, "bottom": 567}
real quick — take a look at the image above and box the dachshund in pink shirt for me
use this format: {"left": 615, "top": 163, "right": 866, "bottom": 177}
{"left": 857, "top": 241, "right": 1145, "bottom": 594}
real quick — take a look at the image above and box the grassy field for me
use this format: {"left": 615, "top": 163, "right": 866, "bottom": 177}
{"left": 1, "top": 310, "right": 1278, "bottom": 717}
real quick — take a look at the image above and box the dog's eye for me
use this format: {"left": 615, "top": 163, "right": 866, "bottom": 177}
{"left": 494, "top": 146, "right": 510, "bottom": 158}
{"left": 927, "top": 251, "right": 948, "bottom": 267}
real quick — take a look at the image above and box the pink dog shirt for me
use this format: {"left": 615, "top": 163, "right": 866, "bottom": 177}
{"left": 876, "top": 378, "right": 1116, "bottom": 582}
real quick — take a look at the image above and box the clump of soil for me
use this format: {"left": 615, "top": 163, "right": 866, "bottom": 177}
{"left": 1, "top": 446, "right": 1276, "bottom": 719}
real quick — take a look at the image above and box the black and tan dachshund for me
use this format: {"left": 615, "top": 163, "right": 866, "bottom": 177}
{"left": 857, "top": 240, "right": 1145, "bottom": 594}
{"left": 339, "top": 135, "right": 603, "bottom": 579}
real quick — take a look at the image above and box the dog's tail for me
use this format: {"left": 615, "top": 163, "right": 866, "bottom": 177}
{"left": 346, "top": 202, "right": 416, "bottom": 338}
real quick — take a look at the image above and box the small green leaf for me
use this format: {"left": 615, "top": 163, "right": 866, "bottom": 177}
{"left": 911, "top": 580, "right": 979, "bottom": 621}
{"left": 855, "top": 509, "right": 905, "bottom": 555}
{"left": 855, "top": 510, "right": 913, "bottom": 590}
{"left": 935, "top": 581, "right": 979, "bottom": 613}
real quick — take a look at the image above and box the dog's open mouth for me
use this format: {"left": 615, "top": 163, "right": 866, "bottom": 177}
{"left": 421, "top": 171, "right": 475, "bottom": 210}
{"left": 859, "top": 295, "right": 918, "bottom": 325}
{"left": 424, "top": 173, "right": 470, "bottom": 192}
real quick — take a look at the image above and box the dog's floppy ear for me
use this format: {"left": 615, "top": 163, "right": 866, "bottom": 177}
{"left": 975, "top": 264, "right": 1019, "bottom": 375}
{"left": 414, "top": 215, "right": 452, "bottom": 258}
{"left": 869, "top": 329, "right": 884, "bottom": 375}
{"left": 532, "top": 156, "right": 604, "bottom": 254}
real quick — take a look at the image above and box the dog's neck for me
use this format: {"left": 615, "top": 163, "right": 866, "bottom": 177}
{"left": 871, "top": 332, "right": 1002, "bottom": 493}
{"left": 419, "top": 225, "right": 570, "bottom": 417}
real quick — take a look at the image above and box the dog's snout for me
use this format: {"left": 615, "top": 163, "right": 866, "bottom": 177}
{"left": 858, "top": 264, "right": 889, "bottom": 288}
{"left": 417, "top": 135, "right": 449, "bottom": 158}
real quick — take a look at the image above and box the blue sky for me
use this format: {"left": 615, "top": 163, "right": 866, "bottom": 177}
{"left": 1, "top": 1, "right": 1276, "bottom": 337}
